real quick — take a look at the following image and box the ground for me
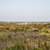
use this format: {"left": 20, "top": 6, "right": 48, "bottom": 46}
{"left": 0, "top": 22, "right": 50, "bottom": 50}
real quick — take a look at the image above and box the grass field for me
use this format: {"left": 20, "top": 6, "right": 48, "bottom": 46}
{"left": 0, "top": 22, "right": 50, "bottom": 50}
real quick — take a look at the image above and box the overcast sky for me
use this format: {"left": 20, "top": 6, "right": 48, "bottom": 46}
{"left": 0, "top": 0, "right": 50, "bottom": 22}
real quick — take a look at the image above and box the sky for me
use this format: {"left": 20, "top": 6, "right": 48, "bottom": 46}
{"left": 0, "top": 0, "right": 50, "bottom": 22}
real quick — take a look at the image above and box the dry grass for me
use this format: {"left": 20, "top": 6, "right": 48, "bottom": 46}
{"left": 0, "top": 22, "right": 50, "bottom": 50}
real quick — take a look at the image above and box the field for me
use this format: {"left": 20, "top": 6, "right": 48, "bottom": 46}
{"left": 0, "top": 22, "right": 50, "bottom": 50}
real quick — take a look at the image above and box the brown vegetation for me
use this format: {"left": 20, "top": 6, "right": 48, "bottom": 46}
{"left": 0, "top": 22, "right": 50, "bottom": 50}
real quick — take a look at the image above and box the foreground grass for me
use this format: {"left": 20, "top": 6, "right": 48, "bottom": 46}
{"left": 0, "top": 31, "right": 50, "bottom": 50}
